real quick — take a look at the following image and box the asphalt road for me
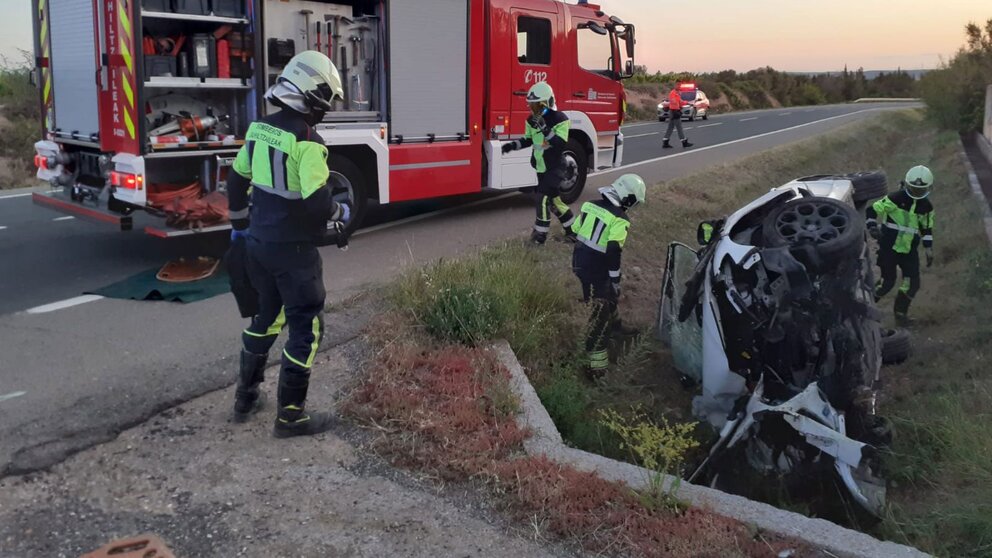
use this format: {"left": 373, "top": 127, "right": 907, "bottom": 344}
{"left": 0, "top": 102, "right": 919, "bottom": 476}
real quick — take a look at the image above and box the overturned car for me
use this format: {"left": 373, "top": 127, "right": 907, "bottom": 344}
{"left": 658, "top": 172, "right": 903, "bottom": 518}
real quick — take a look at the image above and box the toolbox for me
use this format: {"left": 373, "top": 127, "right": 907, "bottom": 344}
{"left": 144, "top": 55, "right": 177, "bottom": 77}
{"left": 172, "top": 0, "right": 209, "bottom": 16}
{"left": 186, "top": 34, "right": 218, "bottom": 78}
{"left": 211, "top": 0, "right": 244, "bottom": 18}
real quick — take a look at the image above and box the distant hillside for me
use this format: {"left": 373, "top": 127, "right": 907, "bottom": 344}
{"left": 624, "top": 65, "right": 920, "bottom": 121}
{"left": 789, "top": 69, "right": 931, "bottom": 80}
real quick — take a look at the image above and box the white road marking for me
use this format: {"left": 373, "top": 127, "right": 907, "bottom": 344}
{"left": 589, "top": 108, "right": 888, "bottom": 176}
{"left": 53, "top": 216, "right": 75, "bottom": 221}
{"left": 625, "top": 132, "right": 660, "bottom": 139}
{"left": 26, "top": 295, "right": 104, "bottom": 314}
{"left": 0, "top": 191, "right": 34, "bottom": 200}
{"left": 695, "top": 123, "right": 723, "bottom": 129}
{"left": 683, "top": 126, "right": 694, "bottom": 130}
{"left": 0, "top": 391, "right": 27, "bottom": 403}
{"left": 0, "top": 226, "right": 7, "bottom": 231}
{"left": 740, "top": 117, "right": 758, "bottom": 122}
{"left": 339, "top": 107, "right": 896, "bottom": 240}
{"left": 353, "top": 192, "right": 521, "bottom": 237}
{"left": 621, "top": 121, "right": 661, "bottom": 129}
{"left": 779, "top": 112, "right": 793, "bottom": 116}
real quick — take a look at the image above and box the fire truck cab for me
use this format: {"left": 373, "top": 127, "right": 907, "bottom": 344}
{"left": 30, "top": 0, "right": 634, "bottom": 237}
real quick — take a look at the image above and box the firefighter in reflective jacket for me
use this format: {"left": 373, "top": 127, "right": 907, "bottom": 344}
{"left": 226, "top": 51, "right": 348, "bottom": 437}
{"left": 501, "top": 81, "right": 577, "bottom": 245}
{"left": 867, "top": 165, "right": 936, "bottom": 324}
{"left": 571, "top": 174, "right": 646, "bottom": 374}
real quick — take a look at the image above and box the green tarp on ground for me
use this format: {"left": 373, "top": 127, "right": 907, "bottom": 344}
{"left": 86, "top": 268, "right": 230, "bottom": 303}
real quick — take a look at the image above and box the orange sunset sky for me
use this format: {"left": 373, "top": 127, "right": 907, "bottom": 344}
{"left": 1, "top": 1, "right": 988, "bottom": 73}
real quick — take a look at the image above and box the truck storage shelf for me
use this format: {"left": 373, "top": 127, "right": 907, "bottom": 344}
{"left": 149, "top": 139, "right": 246, "bottom": 152}
{"left": 145, "top": 77, "right": 252, "bottom": 89}
{"left": 141, "top": 10, "right": 248, "bottom": 25}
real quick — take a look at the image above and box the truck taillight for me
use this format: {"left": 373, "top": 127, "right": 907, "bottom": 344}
{"left": 110, "top": 171, "right": 143, "bottom": 190}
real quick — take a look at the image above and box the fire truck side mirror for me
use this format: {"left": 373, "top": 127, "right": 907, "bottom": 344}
{"left": 625, "top": 60, "right": 634, "bottom": 78}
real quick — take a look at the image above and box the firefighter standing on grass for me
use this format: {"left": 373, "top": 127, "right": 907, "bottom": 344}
{"left": 867, "top": 165, "right": 936, "bottom": 325}
{"left": 226, "top": 51, "right": 349, "bottom": 437}
{"left": 571, "top": 174, "right": 646, "bottom": 375}
{"left": 501, "top": 82, "right": 577, "bottom": 245}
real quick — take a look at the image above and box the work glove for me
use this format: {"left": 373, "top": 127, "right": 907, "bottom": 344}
{"left": 338, "top": 202, "right": 351, "bottom": 223}
{"left": 610, "top": 280, "right": 621, "bottom": 299}
{"left": 527, "top": 114, "right": 547, "bottom": 132}
{"left": 926, "top": 248, "right": 934, "bottom": 268}
{"left": 501, "top": 142, "right": 515, "bottom": 155}
{"left": 867, "top": 224, "right": 880, "bottom": 240}
{"left": 230, "top": 228, "right": 248, "bottom": 242}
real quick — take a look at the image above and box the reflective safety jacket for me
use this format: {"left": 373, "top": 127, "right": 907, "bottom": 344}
{"left": 571, "top": 198, "right": 631, "bottom": 282}
{"left": 228, "top": 110, "right": 344, "bottom": 243}
{"left": 509, "top": 108, "right": 570, "bottom": 174}
{"left": 668, "top": 89, "right": 683, "bottom": 111}
{"left": 867, "top": 189, "right": 934, "bottom": 254}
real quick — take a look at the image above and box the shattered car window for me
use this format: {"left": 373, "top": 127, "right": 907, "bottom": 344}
{"left": 658, "top": 243, "right": 703, "bottom": 383}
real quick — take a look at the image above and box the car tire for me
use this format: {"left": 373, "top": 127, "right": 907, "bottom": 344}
{"left": 881, "top": 328, "right": 911, "bottom": 364}
{"left": 326, "top": 153, "right": 368, "bottom": 238}
{"left": 659, "top": 117, "right": 665, "bottom": 122}
{"left": 847, "top": 171, "right": 889, "bottom": 206}
{"left": 761, "top": 197, "right": 865, "bottom": 268}
{"left": 558, "top": 138, "right": 588, "bottom": 204}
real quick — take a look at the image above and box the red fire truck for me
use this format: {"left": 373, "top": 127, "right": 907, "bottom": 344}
{"left": 29, "top": 0, "right": 635, "bottom": 237}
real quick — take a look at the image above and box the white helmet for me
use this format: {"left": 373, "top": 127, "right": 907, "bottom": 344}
{"left": 266, "top": 51, "right": 343, "bottom": 114}
{"left": 526, "top": 81, "right": 556, "bottom": 109}
{"left": 903, "top": 165, "right": 933, "bottom": 200}
{"left": 599, "top": 174, "right": 646, "bottom": 209}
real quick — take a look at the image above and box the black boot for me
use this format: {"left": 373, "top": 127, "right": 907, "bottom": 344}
{"left": 563, "top": 230, "right": 578, "bottom": 243}
{"left": 530, "top": 230, "right": 547, "bottom": 245}
{"left": 232, "top": 350, "right": 267, "bottom": 423}
{"left": 272, "top": 368, "right": 334, "bottom": 438}
{"left": 894, "top": 291, "right": 913, "bottom": 325}
{"left": 682, "top": 139, "right": 694, "bottom": 148}
{"left": 662, "top": 139, "right": 673, "bottom": 149}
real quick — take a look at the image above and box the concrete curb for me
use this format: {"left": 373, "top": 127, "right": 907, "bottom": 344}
{"left": 960, "top": 135, "right": 992, "bottom": 250}
{"left": 491, "top": 340, "right": 930, "bottom": 558}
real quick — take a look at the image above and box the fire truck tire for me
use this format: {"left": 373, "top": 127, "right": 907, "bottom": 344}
{"left": 326, "top": 153, "right": 368, "bottom": 236}
{"left": 559, "top": 139, "right": 588, "bottom": 204}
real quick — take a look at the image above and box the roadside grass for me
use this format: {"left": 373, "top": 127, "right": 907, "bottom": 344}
{"left": 0, "top": 61, "right": 40, "bottom": 189}
{"left": 357, "top": 108, "right": 990, "bottom": 555}
{"left": 343, "top": 316, "right": 805, "bottom": 556}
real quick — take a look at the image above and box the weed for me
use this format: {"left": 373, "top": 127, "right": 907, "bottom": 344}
{"left": 599, "top": 407, "right": 699, "bottom": 512}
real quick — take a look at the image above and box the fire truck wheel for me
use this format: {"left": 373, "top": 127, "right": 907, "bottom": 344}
{"left": 326, "top": 153, "right": 368, "bottom": 236}
{"left": 559, "top": 139, "right": 588, "bottom": 204}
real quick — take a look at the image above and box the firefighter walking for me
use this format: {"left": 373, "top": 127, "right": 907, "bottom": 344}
{"left": 227, "top": 51, "right": 349, "bottom": 437}
{"left": 571, "top": 174, "right": 646, "bottom": 375}
{"left": 867, "top": 165, "right": 936, "bottom": 325}
{"left": 502, "top": 82, "right": 577, "bottom": 244}
{"left": 662, "top": 81, "right": 693, "bottom": 149}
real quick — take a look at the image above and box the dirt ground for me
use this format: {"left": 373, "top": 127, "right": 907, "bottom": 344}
{"left": 0, "top": 339, "right": 582, "bottom": 558}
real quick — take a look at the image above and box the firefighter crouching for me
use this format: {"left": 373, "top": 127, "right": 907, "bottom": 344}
{"left": 571, "top": 174, "right": 646, "bottom": 375}
{"left": 227, "top": 51, "right": 349, "bottom": 437}
{"left": 867, "top": 165, "right": 936, "bottom": 325}
{"left": 501, "top": 81, "right": 577, "bottom": 245}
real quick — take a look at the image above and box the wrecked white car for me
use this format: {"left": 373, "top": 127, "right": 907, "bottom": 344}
{"left": 658, "top": 172, "right": 904, "bottom": 518}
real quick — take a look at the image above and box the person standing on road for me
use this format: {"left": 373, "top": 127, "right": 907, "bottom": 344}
{"left": 570, "top": 174, "right": 646, "bottom": 376}
{"left": 227, "top": 51, "right": 349, "bottom": 437}
{"left": 867, "top": 165, "right": 936, "bottom": 325}
{"left": 662, "top": 81, "right": 693, "bottom": 149}
{"left": 501, "top": 82, "right": 577, "bottom": 245}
